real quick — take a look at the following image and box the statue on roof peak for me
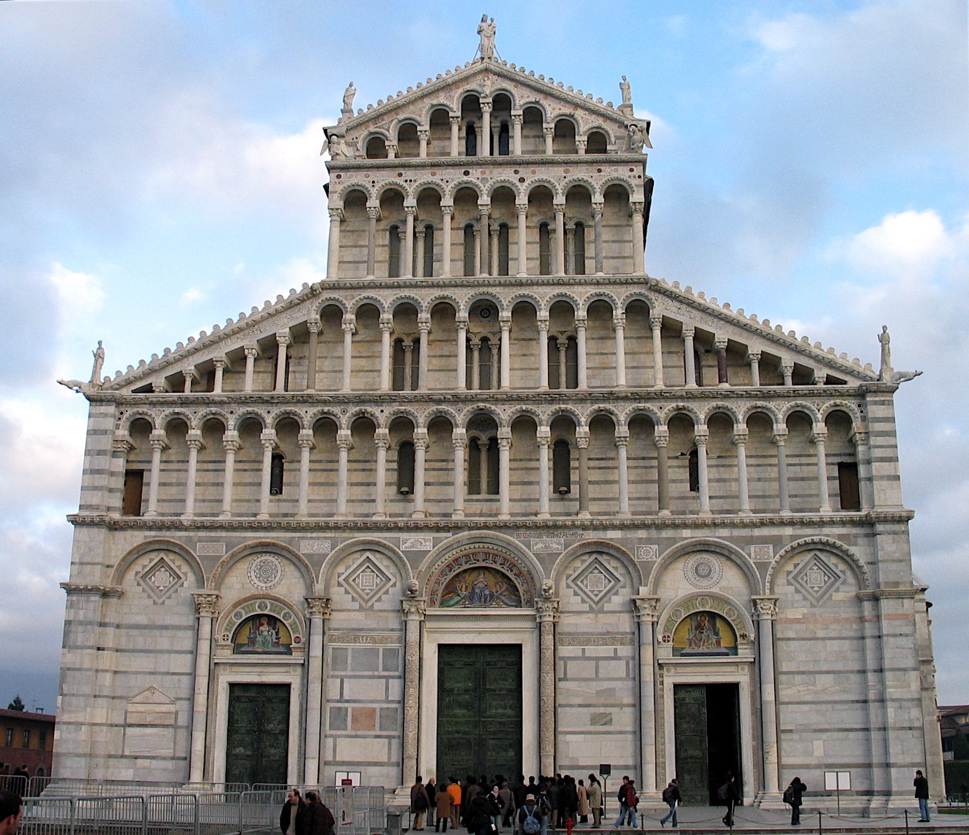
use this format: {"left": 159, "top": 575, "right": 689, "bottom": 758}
{"left": 477, "top": 15, "right": 497, "bottom": 61}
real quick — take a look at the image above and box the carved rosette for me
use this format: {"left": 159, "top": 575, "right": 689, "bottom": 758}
{"left": 193, "top": 592, "right": 221, "bottom": 617}
{"left": 752, "top": 596, "right": 779, "bottom": 619}
{"left": 305, "top": 597, "right": 332, "bottom": 619}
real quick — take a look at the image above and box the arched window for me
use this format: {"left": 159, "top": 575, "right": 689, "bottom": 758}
{"left": 497, "top": 224, "right": 510, "bottom": 275}
{"left": 539, "top": 222, "right": 551, "bottom": 275}
{"left": 397, "top": 441, "right": 416, "bottom": 495}
{"left": 586, "top": 130, "right": 608, "bottom": 154}
{"left": 688, "top": 448, "right": 699, "bottom": 493}
{"left": 553, "top": 439, "right": 572, "bottom": 495}
{"left": 465, "top": 122, "right": 478, "bottom": 156}
{"left": 573, "top": 222, "right": 586, "bottom": 275}
{"left": 366, "top": 136, "right": 387, "bottom": 159}
{"left": 270, "top": 453, "right": 285, "bottom": 495}
{"left": 463, "top": 224, "right": 475, "bottom": 276}
{"left": 498, "top": 122, "right": 510, "bottom": 155}
{"left": 422, "top": 224, "right": 435, "bottom": 277}
{"left": 388, "top": 225, "right": 402, "bottom": 277}
{"left": 467, "top": 436, "right": 499, "bottom": 495}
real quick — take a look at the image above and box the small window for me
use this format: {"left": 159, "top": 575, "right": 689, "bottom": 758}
{"left": 688, "top": 448, "right": 699, "bottom": 493}
{"left": 498, "top": 122, "right": 510, "bottom": 155}
{"left": 397, "top": 442, "right": 416, "bottom": 495}
{"left": 573, "top": 222, "right": 586, "bottom": 275}
{"left": 422, "top": 225, "right": 435, "bottom": 277}
{"left": 586, "top": 130, "right": 608, "bottom": 154}
{"left": 553, "top": 440, "right": 572, "bottom": 495}
{"left": 122, "top": 470, "right": 144, "bottom": 516}
{"left": 21, "top": 730, "right": 30, "bottom": 748}
{"left": 38, "top": 731, "right": 47, "bottom": 750}
{"left": 5, "top": 728, "right": 13, "bottom": 747}
{"left": 465, "top": 122, "right": 477, "bottom": 156}
{"left": 539, "top": 222, "right": 551, "bottom": 275}
{"left": 497, "top": 224, "right": 510, "bottom": 276}
{"left": 365, "top": 136, "right": 387, "bottom": 159}
{"left": 270, "top": 453, "right": 285, "bottom": 496}
{"left": 463, "top": 224, "right": 475, "bottom": 276}
{"left": 838, "top": 462, "right": 861, "bottom": 510}
{"left": 388, "top": 225, "right": 401, "bottom": 277}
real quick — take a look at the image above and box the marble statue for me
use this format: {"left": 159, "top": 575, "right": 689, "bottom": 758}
{"left": 878, "top": 325, "right": 892, "bottom": 381}
{"left": 478, "top": 15, "right": 496, "bottom": 60}
{"left": 90, "top": 340, "right": 105, "bottom": 385}
{"left": 620, "top": 75, "right": 632, "bottom": 107}
{"left": 343, "top": 82, "right": 356, "bottom": 112}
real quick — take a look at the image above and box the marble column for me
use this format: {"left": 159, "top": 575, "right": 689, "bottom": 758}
{"left": 593, "top": 204, "right": 604, "bottom": 275}
{"left": 182, "top": 369, "right": 196, "bottom": 394}
{"left": 413, "top": 429, "right": 428, "bottom": 518}
{"left": 554, "top": 206, "right": 566, "bottom": 275}
{"left": 305, "top": 318, "right": 320, "bottom": 391}
{"left": 853, "top": 429, "right": 874, "bottom": 511}
{"left": 537, "top": 318, "right": 550, "bottom": 390}
{"left": 499, "top": 315, "right": 511, "bottom": 390}
{"left": 212, "top": 358, "right": 227, "bottom": 393}
{"left": 470, "top": 341, "right": 481, "bottom": 391}
{"left": 456, "top": 318, "right": 468, "bottom": 390}
{"left": 543, "top": 125, "right": 554, "bottom": 155}
{"left": 780, "top": 361, "right": 794, "bottom": 387}
{"left": 379, "top": 317, "right": 393, "bottom": 392}
{"left": 303, "top": 597, "right": 331, "bottom": 785}
{"left": 452, "top": 429, "right": 466, "bottom": 519}
{"left": 418, "top": 129, "right": 429, "bottom": 158}
{"left": 109, "top": 434, "right": 133, "bottom": 513}
{"left": 401, "top": 597, "right": 426, "bottom": 786}
{"left": 537, "top": 427, "right": 551, "bottom": 518}
{"left": 441, "top": 205, "right": 453, "bottom": 277}
{"left": 650, "top": 314, "right": 665, "bottom": 388}
{"left": 616, "top": 428, "right": 630, "bottom": 517}
{"left": 614, "top": 314, "right": 627, "bottom": 388}
{"left": 511, "top": 113, "right": 523, "bottom": 155}
{"left": 516, "top": 204, "right": 528, "bottom": 276}
{"left": 243, "top": 346, "right": 257, "bottom": 392}
{"left": 753, "top": 597, "right": 781, "bottom": 796}
{"left": 258, "top": 431, "right": 276, "bottom": 519}
{"left": 327, "top": 208, "right": 343, "bottom": 278}
{"left": 537, "top": 598, "right": 560, "bottom": 776}
{"left": 695, "top": 427, "right": 711, "bottom": 516}
{"left": 189, "top": 592, "right": 220, "bottom": 783}
{"left": 577, "top": 428, "right": 590, "bottom": 518}
{"left": 479, "top": 205, "right": 491, "bottom": 275}
{"left": 366, "top": 207, "right": 379, "bottom": 278}
{"left": 341, "top": 315, "right": 355, "bottom": 392}
{"left": 402, "top": 341, "right": 414, "bottom": 391}
{"left": 655, "top": 428, "right": 671, "bottom": 516}
{"left": 557, "top": 339, "right": 568, "bottom": 390}
{"left": 373, "top": 430, "right": 389, "bottom": 519}
{"left": 715, "top": 337, "right": 729, "bottom": 386}
{"left": 182, "top": 431, "right": 203, "bottom": 518}
{"left": 633, "top": 597, "right": 660, "bottom": 794}
{"left": 773, "top": 429, "right": 791, "bottom": 514}
{"left": 275, "top": 332, "right": 290, "bottom": 392}
{"left": 415, "top": 228, "right": 426, "bottom": 278}
{"left": 297, "top": 431, "right": 314, "bottom": 519}
{"left": 576, "top": 317, "right": 588, "bottom": 389}
{"left": 220, "top": 432, "right": 240, "bottom": 518}
{"left": 747, "top": 351, "right": 761, "bottom": 387}
{"left": 145, "top": 430, "right": 168, "bottom": 517}
{"left": 498, "top": 429, "right": 512, "bottom": 519}
{"left": 683, "top": 327, "right": 697, "bottom": 388}
{"left": 631, "top": 202, "right": 645, "bottom": 273}
{"left": 481, "top": 101, "right": 492, "bottom": 156}
{"left": 403, "top": 206, "right": 416, "bottom": 278}
{"left": 335, "top": 430, "right": 352, "bottom": 518}
{"left": 565, "top": 226, "right": 575, "bottom": 275}
{"left": 417, "top": 316, "right": 430, "bottom": 391}
{"left": 473, "top": 228, "right": 482, "bottom": 277}
{"left": 450, "top": 115, "right": 460, "bottom": 156}
{"left": 813, "top": 428, "right": 832, "bottom": 512}
{"left": 734, "top": 429, "right": 751, "bottom": 515}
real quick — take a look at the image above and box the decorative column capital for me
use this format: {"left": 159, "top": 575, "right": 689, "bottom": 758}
{"left": 772, "top": 428, "right": 788, "bottom": 445}
{"left": 650, "top": 314, "right": 664, "bottom": 329}
{"left": 298, "top": 430, "right": 316, "bottom": 450}
{"left": 213, "top": 356, "right": 230, "bottom": 370}
{"left": 497, "top": 428, "right": 512, "bottom": 449}
{"left": 328, "top": 207, "right": 345, "bottom": 222}
{"left": 402, "top": 597, "right": 426, "bottom": 620}
{"left": 417, "top": 314, "right": 431, "bottom": 333}
{"left": 366, "top": 205, "right": 381, "bottom": 220}
{"left": 414, "top": 428, "right": 429, "bottom": 449}
{"left": 342, "top": 314, "right": 357, "bottom": 334}
{"left": 632, "top": 596, "right": 661, "bottom": 623}
{"left": 186, "top": 431, "right": 205, "bottom": 451}
{"left": 193, "top": 592, "right": 221, "bottom": 617}
{"left": 537, "top": 317, "right": 550, "bottom": 333}
{"left": 752, "top": 596, "right": 779, "bottom": 619}
{"left": 449, "top": 114, "right": 460, "bottom": 125}
{"left": 592, "top": 202, "right": 603, "bottom": 216}
{"left": 653, "top": 427, "right": 670, "bottom": 448}
{"left": 537, "top": 598, "right": 560, "bottom": 622}
{"left": 714, "top": 336, "right": 728, "bottom": 354}
{"left": 149, "top": 430, "right": 169, "bottom": 451}
{"left": 222, "top": 430, "right": 241, "bottom": 451}
{"left": 516, "top": 202, "right": 528, "bottom": 216}
{"left": 403, "top": 204, "right": 417, "bottom": 217}
{"left": 379, "top": 316, "right": 394, "bottom": 334}
{"left": 480, "top": 100, "right": 493, "bottom": 112}
{"left": 574, "top": 315, "right": 587, "bottom": 330}
{"left": 851, "top": 429, "right": 869, "bottom": 445}
{"left": 182, "top": 368, "right": 199, "bottom": 383}
{"left": 112, "top": 432, "right": 134, "bottom": 455}
{"left": 417, "top": 128, "right": 430, "bottom": 141}
{"left": 746, "top": 350, "right": 761, "bottom": 363}
{"left": 452, "top": 428, "right": 467, "bottom": 450}
{"left": 614, "top": 428, "right": 629, "bottom": 446}
{"left": 811, "top": 428, "right": 828, "bottom": 444}
{"left": 613, "top": 313, "right": 626, "bottom": 330}
{"left": 244, "top": 345, "right": 259, "bottom": 360}
{"left": 305, "top": 597, "right": 332, "bottom": 619}
{"left": 693, "top": 427, "right": 709, "bottom": 445}
{"left": 498, "top": 313, "right": 512, "bottom": 330}
{"left": 537, "top": 426, "right": 551, "bottom": 446}
{"left": 442, "top": 202, "right": 454, "bottom": 216}
{"left": 682, "top": 326, "right": 695, "bottom": 339}
{"left": 306, "top": 317, "right": 321, "bottom": 334}
{"left": 260, "top": 430, "right": 277, "bottom": 450}
{"left": 732, "top": 428, "right": 749, "bottom": 445}
{"left": 276, "top": 331, "right": 291, "bottom": 347}
{"left": 336, "top": 430, "right": 353, "bottom": 450}
{"left": 575, "top": 428, "right": 590, "bottom": 449}
{"left": 511, "top": 113, "right": 523, "bottom": 125}
{"left": 780, "top": 359, "right": 794, "bottom": 373}
{"left": 543, "top": 125, "right": 554, "bottom": 137}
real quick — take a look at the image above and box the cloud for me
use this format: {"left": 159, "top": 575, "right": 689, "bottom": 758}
{"left": 835, "top": 209, "right": 961, "bottom": 274}
{"left": 180, "top": 287, "right": 205, "bottom": 306}
{"left": 49, "top": 262, "right": 105, "bottom": 315}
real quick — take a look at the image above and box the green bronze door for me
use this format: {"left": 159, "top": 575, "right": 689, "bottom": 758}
{"left": 673, "top": 683, "right": 742, "bottom": 805}
{"left": 437, "top": 644, "right": 522, "bottom": 781}
{"left": 225, "top": 683, "right": 290, "bottom": 786}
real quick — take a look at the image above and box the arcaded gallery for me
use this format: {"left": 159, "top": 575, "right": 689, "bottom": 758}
{"left": 56, "top": 23, "right": 942, "bottom": 812}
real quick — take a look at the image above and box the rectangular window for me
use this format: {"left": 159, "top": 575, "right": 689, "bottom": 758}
{"left": 122, "top": 469, "right": 145, "bottom": 516}
{"left": 38, "top": 730, "right": 47, "bottom": 750}
{"left": 4, "top": 728, "right": 12, "bottom": 746}
{"left": 838, "top": 462, "right": 861, "bottom": 510}
{"left": 22, "top": 729, "right": 30, "bottom": 748}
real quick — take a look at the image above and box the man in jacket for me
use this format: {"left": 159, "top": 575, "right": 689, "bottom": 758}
{"left": 411, "top": 777, "right": 431, "bottom": 831}
{"left": 279, "top": 788, "right": 304, "bottom": 835}
{"left": 914, "top": 770, "right": 930, "bottom": 822}
{"left": 659, "top": 779, "right": 680, "bottom": 828}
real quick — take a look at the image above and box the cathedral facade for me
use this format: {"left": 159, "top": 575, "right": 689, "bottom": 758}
{"left": 56, "top": 26, "right": 943, "bottom": 811}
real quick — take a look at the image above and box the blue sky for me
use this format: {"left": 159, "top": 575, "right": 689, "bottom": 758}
{"left": 1, "top": 0, "right": 967, "bottom": 713}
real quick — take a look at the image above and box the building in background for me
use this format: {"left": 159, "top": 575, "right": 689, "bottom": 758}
{"left": 55, "top": 22, "right": 943, "bottom": 811}
{"left": 0, "top": 708, "right": 55, "bottom": 791}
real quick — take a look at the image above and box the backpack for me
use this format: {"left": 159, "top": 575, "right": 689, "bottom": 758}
{"left": 627, "top": 792, "right": 638, "bottom": 808}
{"left": 661, "top": 786, "right": 674, "bottom": 804}
{"left": 717, "top": 783, "right": 729, "bottom": 802}
{"left": 522, "top": 806, "right": 541, "bottom": 835}
{"left": 783, "top": 786, "right": 795, "bottom": 805}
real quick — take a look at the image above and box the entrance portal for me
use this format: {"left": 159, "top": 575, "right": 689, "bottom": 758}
{"left": 437, "top": 644, "right": 522, "bottom": 781}
{"left": 225, "top": 683, "right": 290, "bottom": 785}
{"left": 673, "top": 683, "right": 742, "bottom": 805}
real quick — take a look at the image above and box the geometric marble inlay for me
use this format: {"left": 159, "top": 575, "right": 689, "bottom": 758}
{"left": 136, "top": 554, "right": 185, "bottom": 604}
{"left": 568, "top": 554, "right": 622, "bottom": 608}
{"left": 246, "top": 553, "right": 284, "bottom": 591}
{"left": 339, "top": 552, "right": 394, "bottom": 608}
{"left": 683, "top": 552, "right": 723, "bottom": 589}
{"left": 790, "top": 552, "right": 845, "bottom": 605}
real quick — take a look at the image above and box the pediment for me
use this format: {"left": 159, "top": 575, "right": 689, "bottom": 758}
{"left": 127, "top": 686, "right": 176, "bottom": 706}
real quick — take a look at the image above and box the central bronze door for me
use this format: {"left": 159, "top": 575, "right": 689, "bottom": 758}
{"left": 437, "top": 644, "right": 522, "bottom": 781}
{"left": 225, "top": 683, "right": 290, "bottom": 786}
{"left": 673, "top": 683, "right": 742, "bottom": 805}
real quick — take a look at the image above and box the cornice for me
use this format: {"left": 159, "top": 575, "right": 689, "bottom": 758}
{"left": 328, "top": 154, "right": 648, "bottom": 172}
{"left": 857, "top": 588, "right": 921, "bottom": 601}
{"left": 67, "top": 509, "right": 915, "bottom": 531}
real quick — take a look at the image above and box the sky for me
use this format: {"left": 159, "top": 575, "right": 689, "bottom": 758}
{"left": 0, "top": 0, "right": 966, "bottom": 715}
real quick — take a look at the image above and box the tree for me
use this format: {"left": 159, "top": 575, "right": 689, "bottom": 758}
{"left": 7, "top": 694, "right": 25, "bottom": 711}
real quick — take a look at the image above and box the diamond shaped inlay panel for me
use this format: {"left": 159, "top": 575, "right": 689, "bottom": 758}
{"left": 136, "top": 554, "right": 185, "bottom": 604}
{"left": 567, "top": 554, "right": 622, "bottom": 608}
{"left": 790, "top": 552, "right": 845, "bottom": 605}
{"left": 338, "top": 553, "right": 394, "bottom": 608}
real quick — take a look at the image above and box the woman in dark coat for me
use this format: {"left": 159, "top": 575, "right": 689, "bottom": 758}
{"left": 304, "top": 791, "right": 336, "bottom": 835}
{"left": 787, "top": 777, "right": 806, "bottom": 826}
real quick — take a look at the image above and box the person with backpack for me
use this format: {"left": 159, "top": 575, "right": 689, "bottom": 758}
{"left": 411, "top": 776, "right": 431, "bottom": 831}
{"left": 784, "top": 777, "right": 806, "bottom": 826}
{"left": 660, "top": 778, "right": 680, "bottom": 828}
{"left": 719, "top": 773, "right": 739, "bottom": 828}
{"left": 519, "top": 794, "right": 543, "bottom": 835}
{"left": 612, "top": 777, "right": 632, "bottom": 827}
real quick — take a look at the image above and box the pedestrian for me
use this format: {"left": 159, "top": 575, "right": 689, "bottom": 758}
{"left": 914, "top": 769, "right": 930, "bottom": 822}
{"left": 519, "top": 794, "right": 543, "bottom": 835}
{"left": 498, "top": 781, "right": 516, "bottom": 831}
{"left": 624, "top": 781, "right": 638, "bottom": 828}
{"left": 612, "top": 776, "right": 631, "bottom": 827}
{"left": 448, "top": 778, "right": 462, "bottom": 830}
{"left": 487, "top": 784, "right": 503, "bottom": 831}
{"left": 586, "top": 775, "right": 602, "bottom": 828}
{"left": 279, "top": 788, "right": 305, "bottom": 835}
{"left": 659, "top": 778, "right": 679, "bottom": 828}
{"left": 0, "top": 791, "right": 23, "bottom": 835}
{"left": 304, "top": 792, "right": 335, "bottom": 835}
{"left": 577, "top": 779, "right": 589, "bottom": 824}
{"left": 436, "top": 779, "right": 453, "bottom": 832}
{"left": 411, "top": 776, "right": 431, "bottom": 831}
{"left": 785, "top": 777, "right": 806, "bottom": 826}
{"left": 427, "top": 778, "right": 437, "bottom": 830}
{"left": 720, "top": 773, "right": 739, "bottom": 828}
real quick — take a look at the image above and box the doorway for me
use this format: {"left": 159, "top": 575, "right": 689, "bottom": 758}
{"left": 437, "top": 644, "right": 522, "bottom": 781}
{"left": 225, "top": 683, "right": 290, "bottom": 786}
{"left": 673, "top": 683, "right": 742, "bottom": 805}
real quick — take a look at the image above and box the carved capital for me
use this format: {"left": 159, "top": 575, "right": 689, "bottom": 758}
{"left": 746, "top": 350, "right": 761, "bottom": 363}
{"left": 328, "top": 208, "right": 345, "bottom": 222}
{"left": 149, "top": 430, "right": 169, "bottom": 452}
{"left": 682, "top": 326, "right": 695, "bottom": 339}
{"left": 193, "top": 592, "right": 221, "bottom": 617}
{"left": 305, "top": 597, "right": 332, "bottom": 619}
{"left": 752, "top": 596, "right": 779, "bottom": 619}
{"left": 536, "top": 599, "right": 560, "bottom": 622}
{"left": 306, "top": 317, "right": 321, "bottom": 334}
{"left": 112, "top": 433, "right": 134, "bottom": 455}
{"left": 650, "top": 314, "right": 663, "bottom": 330}
{"left": 244, "top": 346, "right": 259, "bottom": 360}
{"left": 632, "top": 596, "right": 661, "bottom": 622}
{"left": 401, "top": 597, "right": 426, "bottom": 620}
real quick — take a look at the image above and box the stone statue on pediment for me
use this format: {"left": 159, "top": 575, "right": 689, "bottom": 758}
{"left": 627, "top": 123, "right": 645, "bottom": 152}
{"left": 342, "top": 82, "right": 356, "bottom": 112}
{"left": 477, "top": 15, "right": 497, "bottom": 60}
{"left": 90, "top": 340, "right": 105, "bottom": 385}
{"left": 878, "top": 325, "right": 893, "bottom": 381}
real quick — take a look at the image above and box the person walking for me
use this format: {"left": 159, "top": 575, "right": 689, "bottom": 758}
{"left": 914, "top": 770, "right": 930, "bottom": 822}
{"left": 447, "top": 778, "right": 462, "bottom": 830}
{"left": 586, "top": 775, "right": 602, "bottom": 828}
{"left": 411, "top": 776, "right": 431, "bottom": 831}
{"left": 436, "top": 780, "right": 453, "bottom": 832}
{"left": 659, "top": 779, "right": 680, "bottom": 828}
{"left": 612, "top": 777, "right": 631, "bottom": 827}
{"left": 519, "top": 794, "right": 544, "bottom": 835}
{"left": 279, "top": 788, "right": 305, "bottom": 835}
{"left": 785, "top": 778, "right": 806, "bottom": 826}
{"left": 304, "top": 792, "right": 335, "bottom": 835}
{"left": 623, "top": 781, "right": 638, "bottom": 828}
{"left": 720, "top": 773, "right": 739, "bottom": 828}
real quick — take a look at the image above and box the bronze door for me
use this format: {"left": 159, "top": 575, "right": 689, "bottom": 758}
{"left": 225, "top": 683, "right": 290, "bottom": 786}
{"left": 673, "top": 683, "right": 742, "bottom": 805}
{"left": 437, "top": 644, "right": 522, "bottom": 781}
